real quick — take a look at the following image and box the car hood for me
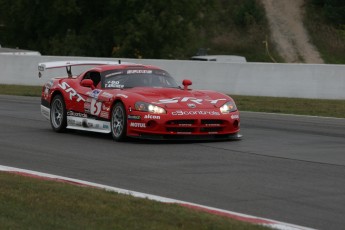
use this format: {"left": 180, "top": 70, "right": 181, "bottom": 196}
{"left": 123, "top": 87, "right": 230, "bottom": 109}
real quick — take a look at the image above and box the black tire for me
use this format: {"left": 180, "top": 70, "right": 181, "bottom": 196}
{"left": 50, "top": 94, "right": 67, "bottom": 132}
{"left": 111, "top": 102, "right": 127, "bottom": 141}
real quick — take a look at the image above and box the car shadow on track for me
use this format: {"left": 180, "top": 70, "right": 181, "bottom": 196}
{"left": 63, "top": 129, "right": 241, "bottom": 145}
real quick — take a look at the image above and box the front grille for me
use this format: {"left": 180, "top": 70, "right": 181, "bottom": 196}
{"left": 201, "top": 119, "right": 224, "bottom": 125}
{"left": 166, "top": 127, "right": 194, "bottom": 133}
{"left": 165, "top": 119, "right": 228, "bottom": 134}
{"left": 200, "top": 127, "right": 223, "bottom": 132}
{"left": 166, "top": 120, "right": 195, "bottom": 125}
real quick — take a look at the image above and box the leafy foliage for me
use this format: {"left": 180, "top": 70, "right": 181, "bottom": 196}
{"left": 0, "top": 0, "right": 276, "bottom": 61}
{"left": 311, "top": 0, "right": 345, "bottom": 26}
{"left": 233, "top": 0, "right": 264, "bottom": 27}
{"left": 305, "top": 0, "right": 345, "bottom": 63}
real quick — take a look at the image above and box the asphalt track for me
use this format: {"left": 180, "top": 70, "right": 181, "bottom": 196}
{"left": 1, "top": 95, "right": 344, "bottom": 229}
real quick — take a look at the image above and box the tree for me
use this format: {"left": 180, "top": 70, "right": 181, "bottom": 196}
{"left": 311, "top": 0, "right": 345, "bottom": 26}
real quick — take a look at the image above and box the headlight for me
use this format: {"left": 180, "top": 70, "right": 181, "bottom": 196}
{"left": 135, "top": 102, "right": 166, "bottom": 114}
{"left": 220, "top": 101, "right": 237, "bottom": 114}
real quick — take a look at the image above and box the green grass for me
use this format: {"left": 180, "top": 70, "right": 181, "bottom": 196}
{"left": 1, "top": 84, "right": 344, "bottom": 118}
{"left": 0, "top": 84, "right": 42, "bottom": 96}
{"left": 0, "top": 172, "right": 269, "bottom": 230}
{"left": 232, "top": 95, "right": 345, "bottom": 118}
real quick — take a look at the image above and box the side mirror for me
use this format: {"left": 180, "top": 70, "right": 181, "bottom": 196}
{"left": 81, "top": 79, "right": 95, "bottom": 90}
{"left": 182, "top": 79, "right": 192, "bottom": 90}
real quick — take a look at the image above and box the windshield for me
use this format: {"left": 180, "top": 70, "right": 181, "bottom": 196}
{"left": 101, "top": 69, "right": 179, "bottom": 89}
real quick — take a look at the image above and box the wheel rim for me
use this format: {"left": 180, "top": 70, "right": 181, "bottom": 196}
{"left": 112, "top": 105, "right": 125, "bottom": 138}
{"left": 51, "top": 99, "right": 63, "bottom": 128}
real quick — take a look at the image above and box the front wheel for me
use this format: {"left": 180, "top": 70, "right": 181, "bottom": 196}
{"left": 50, "top": 94, "right": 67, "bottom": 132}
{"left": 111, "top": 102, "right": 127, "bottom": 141}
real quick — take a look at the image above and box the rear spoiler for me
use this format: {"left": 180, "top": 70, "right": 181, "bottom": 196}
{"left": 38, "top": 60, "right": 137, "bottom": 78}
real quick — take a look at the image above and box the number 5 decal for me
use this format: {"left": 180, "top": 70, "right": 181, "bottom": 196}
{"left": 91, "top": 99, "right": 102, "bottom": 116}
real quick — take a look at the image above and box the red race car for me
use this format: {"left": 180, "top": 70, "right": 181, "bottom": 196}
{"left": 39, "top": 60, "right": 241, "bottom": 141}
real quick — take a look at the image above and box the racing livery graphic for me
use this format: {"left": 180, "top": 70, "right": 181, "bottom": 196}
{"left": 39, "top": 60, "right": 241, "bottom": 141}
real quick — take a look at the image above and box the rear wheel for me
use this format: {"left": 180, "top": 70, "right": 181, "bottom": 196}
{"left": 111, "top": 102, "right": 127, "bottom": 141}
{"left": 50, "top": 95, "right": 67, "bottom": 132}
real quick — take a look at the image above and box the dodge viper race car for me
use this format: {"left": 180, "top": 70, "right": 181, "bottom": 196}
{"left": 39, "top": 60, "right": 241, "bottom": 141}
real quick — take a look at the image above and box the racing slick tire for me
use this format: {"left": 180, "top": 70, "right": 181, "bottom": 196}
{"left": 50, "top": 94, "right": 67, "bottom": 132}
{"left": 111, "top": 102, "right": 127, "bottom": 141}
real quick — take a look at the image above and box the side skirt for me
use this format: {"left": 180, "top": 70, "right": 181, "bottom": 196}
{"left": 67, "top": 116, "right": 111, "bottom": 134}
{"left": 41, "top": 105, "right": 50, "bottom": 120}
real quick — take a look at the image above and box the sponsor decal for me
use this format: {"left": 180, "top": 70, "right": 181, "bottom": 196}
{"left": 67, "top": 111, "right": 87, "bottom": 118}
{"left": 67, "top": 118, "right": 75, "bottom": 125}
{"left": 153, "top": 97, "right": 227, "bottom": 105}
{"left": 101, "top": 92, "right": 113, "bottom": 98}
{"left": 105, "top": 71, "right": 122, "bottom": 78}
{"left": 208, "top": 99, "right": 227, "bottom": 104}
{"left": 88, "top": 89, "right": 102, "bottom": 99}
{"left": 231, "top": 115, "right": 239, "bottom": 119}
{"left": 187, "top": 103, "right": 196, "bottom": 108}
{"left": 181, "top": 97, "right": 203, "bottom": 104}
{"left": 116, "top": 93, "right": 128, "bottom": 98}
{"left": 67, "top": 116, "right": 111, "bottom": 131}
{"left": 105, "top": 80, "right": 124, "bottom": 88}
{"left": 45, "top": 80, "right": 53, "bottom": 88}
{"left": 84, "top": 102, "right": 91, "bottom": 111}
{"left": 100, "top": 111, "right": 109, "bottom": 119}
{"left": 127, "top": 70, "right": 152, "bottom": 74}
{"left": 172, "top": 110, "right": 220, "bottom": 116}
{"left": 102, "top": 104, "right": 109, "bottom": 111}
{"left": 90, "top": 99, "right": 102, "bottom": 116}
{"left": 155, "top": 97, "right": 179, "bottom": 104}
{"left": 130, "top": 122, "right": 146, "bottom": 128}
{"left": 144, "top": 114, "right": 161, "bottom": 120}
{"left": 58, "top": 82, "right": 85, "bottom": 102}
{"left": 81, "top": 120, "right": 95, "bottom": 128}
{"left": 44, "top": 87, "right": 50, "bottom": 98}
{"left": 128, "top": 115, "right": 141, "bottom": 120}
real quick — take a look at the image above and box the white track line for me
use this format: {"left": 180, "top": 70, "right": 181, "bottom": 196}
{"left": 0, "top": 165, "right": 315, "bottom": 230}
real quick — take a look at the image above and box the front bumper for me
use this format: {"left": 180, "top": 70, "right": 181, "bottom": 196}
{"left": 126, "top": 110, "right": 241, "bottom": 140}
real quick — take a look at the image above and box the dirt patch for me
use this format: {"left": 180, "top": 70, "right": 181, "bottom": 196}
{"left": 261, "top": 0, "right": 324, "bottom": 63}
